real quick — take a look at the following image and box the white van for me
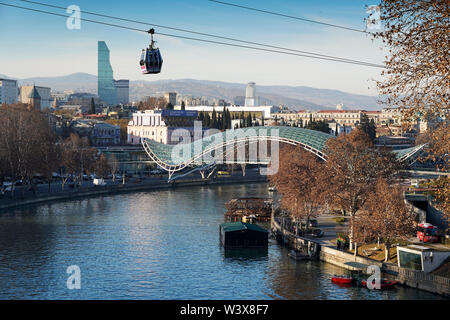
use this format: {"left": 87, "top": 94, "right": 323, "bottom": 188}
{"left": 93, "top": 178, "right": 106, "bottom": 186}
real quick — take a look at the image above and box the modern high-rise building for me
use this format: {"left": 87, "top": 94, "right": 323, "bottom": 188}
{"left": 114, "top": 79, "right": 129, "bottom": 105}
{"left": 245, "top": 82, "right": 256, "bottom": 107}
{"left": 0, "top": 78, "right": 18, "bottom": 104}
{"left": 98, "top": 41, "right": 117, "bottom": 105}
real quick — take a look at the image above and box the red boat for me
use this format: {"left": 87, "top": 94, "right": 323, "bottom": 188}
{"left": 331, "top": 276, "right": 353, "bottom": 284}
{"left": 361, "top": 279, "right": 398, "bottom": 289}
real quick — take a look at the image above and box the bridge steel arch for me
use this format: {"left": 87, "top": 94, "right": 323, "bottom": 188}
{"left": 141, "top": 126, "right": 425, "bottom": 178}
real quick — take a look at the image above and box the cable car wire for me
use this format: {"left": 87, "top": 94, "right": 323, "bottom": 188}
{"left": 208, "top": 0, "right": 373, "bottom": 35}
{"left": 0, "top": 1, "right": 385, "bottom": 68}
{"left": 17, "top": 0, "right": 377, "bottom": 66}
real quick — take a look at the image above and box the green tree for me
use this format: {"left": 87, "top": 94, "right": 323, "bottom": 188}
{"left": 358, "top": 114, "right": 376, "bottom": 142}
{"left": 90, "top": 98, "right": 96, "bottom": 114}
{"left": 181, "top": 101, "right": 185, "bottom": 110}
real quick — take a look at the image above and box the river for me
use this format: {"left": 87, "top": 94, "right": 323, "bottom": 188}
{"left": 0, "top": 183, "right": 444, "bottom": 299}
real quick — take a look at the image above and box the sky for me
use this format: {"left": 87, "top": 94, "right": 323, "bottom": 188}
{"left": 0, "top": 0, "right": 387, "bottom": 95}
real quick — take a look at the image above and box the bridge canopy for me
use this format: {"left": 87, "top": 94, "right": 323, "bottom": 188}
{"left": 141, "top": 126, "right": 425, "bottom": 173}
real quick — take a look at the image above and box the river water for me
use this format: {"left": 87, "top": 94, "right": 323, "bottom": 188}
{"left": 0, "top": 183, "right": 444, "bottom": 299}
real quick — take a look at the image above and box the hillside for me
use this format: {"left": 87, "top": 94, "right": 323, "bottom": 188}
{"left": 4, "top": 73, "right": 381, "bottom": 110}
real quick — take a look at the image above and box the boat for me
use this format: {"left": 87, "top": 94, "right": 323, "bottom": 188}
{"left": 331, "top": 276, "right": 353, "bottom": 285}
{"left": 360, "top": 279, "right": 398, "bottom": 289}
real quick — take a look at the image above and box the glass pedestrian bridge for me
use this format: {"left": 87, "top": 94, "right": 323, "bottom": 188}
{"left": 142, "top": 126, "right": 425, "bottom": 177}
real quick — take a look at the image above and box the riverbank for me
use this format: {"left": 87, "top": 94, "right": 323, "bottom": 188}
{"left": 0, "top": 174, "right": 268, "bottom": 210}
{"left": 271, "top": 215, "right": 450, "bottom": 297}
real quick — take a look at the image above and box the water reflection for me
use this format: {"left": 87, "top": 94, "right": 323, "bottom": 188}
{"left": 0, "top": 183, "right": 445, "bottom": 300}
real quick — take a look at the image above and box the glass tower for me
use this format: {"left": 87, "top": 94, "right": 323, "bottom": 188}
{"left": 98, "top": 41, "right": 117, "bottom": 105}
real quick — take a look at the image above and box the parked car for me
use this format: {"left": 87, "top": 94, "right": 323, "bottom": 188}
{"left": 300, "top": 219, "right": 318, "bottom": 228}
{"left": 93, "top": 178, "right": 107, "bottom": 186}
{"left": 217, "top": 171, "right": 231, "bottom": 178}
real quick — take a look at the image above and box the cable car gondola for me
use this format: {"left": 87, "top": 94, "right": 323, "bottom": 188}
{"left": 140, "top": 28, "right": 163, "bottom": 74}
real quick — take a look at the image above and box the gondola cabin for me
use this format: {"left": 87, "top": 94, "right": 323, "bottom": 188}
{"left": 220, "top": 222, "right": 268, "bottom": 248}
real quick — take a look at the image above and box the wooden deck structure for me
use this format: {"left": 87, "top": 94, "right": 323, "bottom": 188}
{"left": 224, "top": 197, "right": 272, "bottom": 222}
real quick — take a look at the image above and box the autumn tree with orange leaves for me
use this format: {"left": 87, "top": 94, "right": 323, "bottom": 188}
{"left": 269, "top": 146, "right": 327, "bottom": 231}
{"left": 373, "top": 0, "right": 449, "bottom": 123}
{"left": 324, "top": 129, "right": 402, "bottom": 249}
{"left": 354, "top": 178, "right": 416, "bottom": 261}
{"left": 374, "top": 1, "right": 449, "bottom": 221}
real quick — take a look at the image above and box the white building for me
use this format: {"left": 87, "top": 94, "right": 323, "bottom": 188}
{"left": 114, "top": 79, "right": 129, "bottom": 105}
{"left": 127, "top": 109, "right": 205, "bottom": 145}
{"left": 0, "top": 78, "right": 18, "bottom": 104}
{"left": 20, "top": 85, "right": 51, "bottom": 109}
{"left": 184, "top": 105, "right": 277, "bottom": 119}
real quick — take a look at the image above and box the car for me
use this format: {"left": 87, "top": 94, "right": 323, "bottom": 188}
{"left": 217, "top": 171, "right": 231, "bottom": 178}
{"left": 300, "top": 219, "right": 319, "bottom": 228}
{"left": 93, "top": 178, "right": 107, "bottom": 186}
{"left": 307, "top": 228, "right": 324, "bottom": 238}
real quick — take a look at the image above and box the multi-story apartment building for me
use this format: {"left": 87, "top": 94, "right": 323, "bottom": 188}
{"left": 0, "top": 78, "right": 18, "bottom": 104}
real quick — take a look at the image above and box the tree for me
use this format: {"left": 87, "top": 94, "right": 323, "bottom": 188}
{"left": 354, "top": 178, "right": 416, "bottom": 261}
{"left": 0, "top": 104, "right": 57, "bottom": 197}
{"left": 358, "top": 114, "right": 376, "bottom": 142}
{"left": 108, "top": 153, "right": 119, "bottom": 182}
{"left": 373, "top": 1, "right": 449, "bottom": 128}
{"left": 323, "top": 129, "right": 401, "bottom": 249}
{"left": 93, "top": 154, "right": 111, "bottom": 179}
{"left": 416, "top": 121, "right": 449, "bottom": 221}
{"left": 166, "top": 103, "right": 174, "bottom": 110}
{"left": 270, "top": 146, "right": 327, "bottom": 233}
{"left": 181, "top": 101, "right": 185, "bottom": 110}
{"left": 138, "top": 96, "right": 166, "bottom": 110}
{"left": 90, "top": 98, "right": 96, "bottom": 114}
{"left": 305, "top": 119, "right": 331, "bottom": 134}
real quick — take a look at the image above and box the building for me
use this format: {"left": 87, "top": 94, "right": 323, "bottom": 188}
{"left": 114, "top": 79, "right": 129, "bottom": 105}
{"left": 98, "top": 41, "right": 117, "bottom": 105}
{"left": 28, "top": 86, "right": 41, "bottom": 110}
{"left": 58, "top": 104, "right": 88, "bottom": 114}
{"left": 71, "top": 119, "right": 120, "bottom": 146}
{"left": 381, "top": 107, "right": 402, "bottom": 125}
{"left": 127, "top": 109, "right": 206, "bottom": 145}
{"left": 91, "top": 122, "right": 120, "bottom": 146}
{"left": 0, "top": 78, "right": 18, "bottom": 104}
{"left": 185, "top": 105, "right": 277, "bottom": 120}
{"left": 245, "top": 82, "right": 256, "bottom": 107}
{"left": 164, "top": 92, "right": 177, "bottom": 106}
{"left": 20, "top": 85, "right": 51, "bottom": 109}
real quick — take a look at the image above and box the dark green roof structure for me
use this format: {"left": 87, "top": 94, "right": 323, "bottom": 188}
{"left": 220, "top": 222, "right": 268, "bottom": 233}
{"left": 142, "top": 126, "right": 425, "bottom": 177}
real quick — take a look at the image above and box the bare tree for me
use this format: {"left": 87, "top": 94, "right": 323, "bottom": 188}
{"left": 108, "top": 153, "right": 119, "bottom": 182}
{"left": 373, "top": 0, "right": 449, "bottom": 123}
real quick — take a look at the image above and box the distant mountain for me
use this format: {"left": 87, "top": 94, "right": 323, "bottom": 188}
{"left": 18, "top": 72, "right": 98, "bottom": 93}
{"left": 3, "top": 73, "right": 381, "bottom": 110}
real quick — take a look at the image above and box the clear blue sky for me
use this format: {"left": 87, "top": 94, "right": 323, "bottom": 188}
{"left": 0, "top": 0, "right": 386, "bottom": 95}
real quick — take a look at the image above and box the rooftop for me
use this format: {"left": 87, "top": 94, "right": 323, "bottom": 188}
{"left": 220, "top": 222, "right": 268, "bottom": 233}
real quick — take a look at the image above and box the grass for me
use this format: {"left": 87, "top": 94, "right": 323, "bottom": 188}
{"left": 347, "top": 243, "right": 399, "bottom": 263}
